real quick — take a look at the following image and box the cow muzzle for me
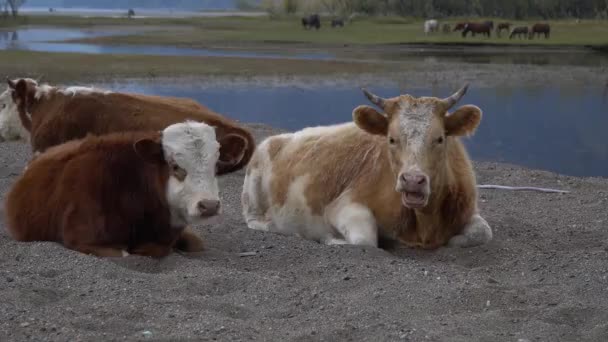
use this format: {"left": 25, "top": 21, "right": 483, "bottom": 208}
{"left": 397, "top": 172, "right": 430, "bottom": 209}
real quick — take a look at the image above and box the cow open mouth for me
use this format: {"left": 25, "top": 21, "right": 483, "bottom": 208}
{"left": 401, "top": 191, "right": 427, "bottom": 209}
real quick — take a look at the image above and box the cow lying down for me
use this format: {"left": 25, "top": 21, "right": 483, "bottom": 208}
{"left": 242, "top": 85, "right": 493, "bottom": 249}
{"left": 5, "top": 121, "right": 225, "bottom": 258}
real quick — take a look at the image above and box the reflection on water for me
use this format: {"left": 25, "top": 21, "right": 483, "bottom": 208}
{"left": 99, "top": 81, "right": 607, "bottom": 177}
{"left": 0, "top": 27, "right": 606, "bottom": 66}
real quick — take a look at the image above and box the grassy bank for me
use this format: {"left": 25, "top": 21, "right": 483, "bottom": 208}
{"left": 0, "top": 49, "right": 398, "bottom": 83}
{"left": 1, "top": 15, "right": 607, "bottom": 48}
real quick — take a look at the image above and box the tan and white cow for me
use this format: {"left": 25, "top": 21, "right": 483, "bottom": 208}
{"left": 241, "top": 85, "right": 492, "bottom": 249}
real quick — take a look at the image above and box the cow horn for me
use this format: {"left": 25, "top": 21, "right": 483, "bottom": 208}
{"left": 361, "top": 88, "right": 386, "bottom": 109}
{"left": 442, "top": 83, "right": 469, "bottom": 109}
{"left": 6, "top": 77, "right": 16, "bottom": 89}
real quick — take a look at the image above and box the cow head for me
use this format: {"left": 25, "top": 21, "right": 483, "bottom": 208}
{"left": 352, "top": 84, "right": 481, "bottom": 209}
{"left": 134, "top": 121, "right": 222, "bottom": 227}
{"left": 0, "top": 78, "right": 31, "bottom": 142}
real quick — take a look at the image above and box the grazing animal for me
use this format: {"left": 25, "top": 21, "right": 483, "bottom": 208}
{"left": 496, "top": 22, "right": 511, "bottom": 37}
{"left": 442, "top": 23, "right": 451, "bottom": 34}
{"left": 241, "top": 85, "right": 492, "bottom": 249}
{"left": 509, "top": 26, "right": 529, "bottom": 39}
{"left": 453, "top": 22, "right": 467, "bottom": 32}
{"left": 424, "top": 19, "right": 439, "bottom": 35}
{"left": 483, "top": 21, "right": 494, "bottom": 30}
{"left": 1, "top": 78, "right": 254, "bottom": 175}
{"left": 462, "top": 22, "right": 492, "bottom": 37}
{"left": 529, "top": 23, "right": 550, "bottom": 39}
{"left": 5, "top": 121, "right": 223, "bottom": 258}
{"left": 331, "top": 18, "right": 344, "bottom": 28}
{"left": 302, "top": 14, "right": 321, "bottom": 30}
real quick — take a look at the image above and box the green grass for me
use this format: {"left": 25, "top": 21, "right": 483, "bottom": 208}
{"left": 29, "top": 15, "right": 608, "bottom": 48}
{"left": 0, "top": 49, "right": 400, "bottom": 83}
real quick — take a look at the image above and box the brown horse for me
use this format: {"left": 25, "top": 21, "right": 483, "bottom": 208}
{"left": 529, "top": 23, "right": 550, "bottom": 39}
{"left": 496, "top": 22, "right": 511, "bottom": 37}
{"left": 462, "top": 22, "right": 492, "bottom": 38}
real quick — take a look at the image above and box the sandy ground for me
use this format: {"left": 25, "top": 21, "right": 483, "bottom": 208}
{"left": 0, "top": 123, "right": 607, "bottom": 342}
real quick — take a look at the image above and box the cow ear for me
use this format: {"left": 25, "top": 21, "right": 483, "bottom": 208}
{"left": 6, "top": 77, "right": 16, "bottom": 89}
{"left": 217, "top": 133, "right": 248, "bottom": 168}
{"left": 444, "top": 105, "right": 482, "bottom": 136}
{"left": 134, "top": 138, "right": 164, "bottom": 164}
{"left": 14, "top": 79, "right": 28, "bottom": 101}
{"left": 353, "top": 105, "right": 388, "bottom": 136}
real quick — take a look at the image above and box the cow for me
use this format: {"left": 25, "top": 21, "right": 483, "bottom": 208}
{"left": 302, "top": 14, "right": 321, "bottom": 30}
{"left": 424, "top": 19, "right": 439, "bottom": 35}
{"left": 1, "top": 78, "right": 254, "bottom": 175}
{"left": 483, "top": 21, "right": 494, "bottom": 30}
{"left": 462, "top": 22, "right": 492, "bottom": 37}
{"left": 241, "top": 85, "right": 492, "bottom": 249}
{"left": 331, "top": 18, "right": 344, "bottom": 28}
{"left": 4, "top": 121, "right": 226, "bottom": 258}
{"left": 509, "top": 26, "right": 529, "bottom": 39}
{"left": 529, "top": 23, "right": 550, "bottom": 39}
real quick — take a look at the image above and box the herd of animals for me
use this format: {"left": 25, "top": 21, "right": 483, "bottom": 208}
{"left": 425, "top": 19, "right": 551, "bottom": 39}
{"left": 299, "top": 14, "right": 551, "bottom": 40}
{"left": 0, "top": 77, "right": 494, "bottom": 258}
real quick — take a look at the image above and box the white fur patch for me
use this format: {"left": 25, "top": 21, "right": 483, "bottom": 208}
{"left": 61, "top": 86, "right": 112, "bottom": 96}
{"left": 447, "top": 214, "right": 493, "bottom": 248}
{"left": 0, "top": 87, "right": 30, "bottom": 142}
{"left": 161, "top": 121, "right": 221, "bottom": 228}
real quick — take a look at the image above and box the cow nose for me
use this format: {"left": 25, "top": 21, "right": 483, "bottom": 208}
{"left": 401, "top": 173, "right": 428, "bottom": 187}
{"left": 197, "top": 199, "right": 220, "bottom": 217}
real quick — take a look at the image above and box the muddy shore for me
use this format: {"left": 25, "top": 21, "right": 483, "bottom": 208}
{"left": 0, "top": 123, "right": 607, "bottom": 341}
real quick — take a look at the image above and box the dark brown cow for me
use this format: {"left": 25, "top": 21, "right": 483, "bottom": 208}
{"left": 5, "top": 121, "right": 224, "bottom": 258}
{"left": 462, "top": 22, "right": 492, "bottom": 37}
{"left": 529, "top": 23, "right": 551, "bottom": 39}
{"left": 5, "top": 78, "right": 254, "bottom": 175}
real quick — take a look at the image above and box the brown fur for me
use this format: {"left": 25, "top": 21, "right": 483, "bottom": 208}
{"left": 4, "top": 131, "right": 204, "bottom": 258}
{"left": 10, "top": 79, "right": 255, "bottom": 175}
{"left": 259, "top": 95, "right": 480, "bottom": 249}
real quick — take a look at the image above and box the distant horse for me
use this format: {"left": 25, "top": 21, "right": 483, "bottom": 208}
{"left": 424, "top": 19, "right": 439, "bottom": 35}
{"left": 529, "top": 23, "right": 550, "bottom": 39}
{"left": 496, "top": 22, "right": 511, "bottom": 37}
{"left": 442, "top": 23, "right": 451, "bottom": 34}
{"left": 302, "top": 14, "right": 321, "bottom": 30}
{"left": 331, "top": 18, "right": 344, "bottom": 28}
{"left": 453, "top": 22, "right": 467, "bottom": 32}
{"left": 509, "top": 26, "right": 529, "bottom": 39}
{"left": 462, "top": 22, "right": 492, "bottom": 38}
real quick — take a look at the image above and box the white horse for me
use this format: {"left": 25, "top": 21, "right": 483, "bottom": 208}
{"left": 424, "top": 19, "right": 439, "bottom": 35}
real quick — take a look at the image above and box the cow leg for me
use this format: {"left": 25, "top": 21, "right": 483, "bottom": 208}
{"left": 327, "top": 201, "right": 378, "bottom": 247}
{"left": 173, "top": 226, "right": 205, "bottom": 253}
{"left": 241, "top": 167, "right": 272, "bottom": 231}
{"left": 447, "top": 214, "right": 492, "bottom": 248}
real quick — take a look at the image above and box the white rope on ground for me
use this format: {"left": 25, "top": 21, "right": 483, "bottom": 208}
{"left": 477, "top": 184, "right": 570, "bottom": 194}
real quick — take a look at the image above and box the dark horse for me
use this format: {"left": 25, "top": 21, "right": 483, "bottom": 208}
{"left": 462, "top": 22, "right": 492, "bottom": 37}
{"left": 529, "top": 23, "right": 550, "bottom": 39}
{"left": 302, "top": 14, "right": 321, "bottom": 30}
{"left": 496, "top": 22, "right": 511, "bottom": 37}
{"left": 509, "top": 26, "right": 529, "bottom": 39}
{"left": 331, "top": 18, "right": 344, "bottom": 28}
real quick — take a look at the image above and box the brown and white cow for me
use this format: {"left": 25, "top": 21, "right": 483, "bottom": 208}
{"left": 0, "top": 78, "right": 254, "bottom": 175}
{"left": 4, "top": 121, "right": 225, "bottom": 258}
{"left": 241, "top": 85, "right": 492, "bottom": 249}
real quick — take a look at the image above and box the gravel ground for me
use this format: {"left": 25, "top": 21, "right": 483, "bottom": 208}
{"left": 0, "top": 123, "right": 607, "bottom": 342}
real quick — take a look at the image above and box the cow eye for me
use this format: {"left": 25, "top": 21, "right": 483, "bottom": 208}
{"left": 389, "top": 137, "right": 396, "bottom": 145}
{"left": 1, "top": 104, "right": 6, "bottom": 109}
{"left": 171, "top": 164, "right": 187, "bottom": 181}
{"left": 436, "top": 136, "right": 444, "bottom": 144}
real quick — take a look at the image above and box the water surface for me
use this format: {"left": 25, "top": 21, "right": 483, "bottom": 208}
{"left": 97, "top": 81, "right": 607, "bottom": 178}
